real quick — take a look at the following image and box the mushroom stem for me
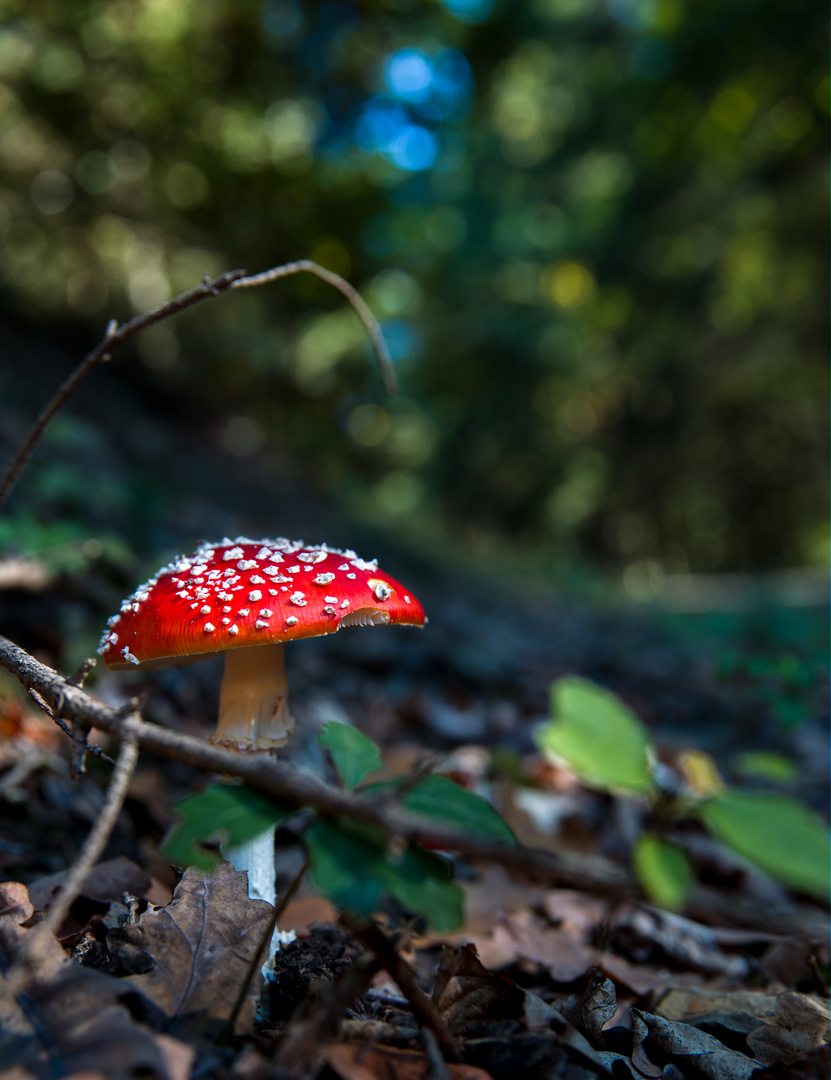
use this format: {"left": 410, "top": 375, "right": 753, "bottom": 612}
{"left": 211, "top": 641, "right": 297, "bottom": 966}
{"left": 226, "top": 826, "right": 276, "bottom": 906}
{"left": 210, "top": 642, "right": 296, "bottom": 752}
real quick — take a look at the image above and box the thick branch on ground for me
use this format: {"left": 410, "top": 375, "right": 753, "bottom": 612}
{"left": 0, "top": 261, "right": 395, "bottom": 513}
{"left": 0, "top": 634, "right": 626, "bottom": 897}
{"left": 4, "top": 633, "right": 828, "bottom": 939}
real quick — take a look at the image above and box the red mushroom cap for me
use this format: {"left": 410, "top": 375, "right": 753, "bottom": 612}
{"left": 98, "top": 538, "right": 426, "bottom": 670}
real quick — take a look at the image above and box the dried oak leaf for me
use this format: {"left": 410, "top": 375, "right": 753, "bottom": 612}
{"left": 109, "top": 861, "right": 272, "bottom": 1035}
{"left": 631, "top": 1009, "right": 760, "bottom": 1080}
{"left": 0, "top": 881, "right": 176, "bottom": 1080}
{"left": 654, "top": 985, "right": 831, "bottom": 1067}
{"left": 745, "top": 993, "right": 830, "bottom": 1067}
{"left": 431, "top": 944, "right": 530, "bottom": 1036}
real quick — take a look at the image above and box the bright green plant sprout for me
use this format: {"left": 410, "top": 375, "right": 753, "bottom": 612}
{"left": 318, "top": 720, "right": 383, "bottom": 790}
{"left": 697, "top": 790, "right": 831, "bottom": 900}
{"left": 538, "top": 676, "right": 653, "bottom": 794}
{"left": 536, "top": 675, "right": 831, "bottom": 906}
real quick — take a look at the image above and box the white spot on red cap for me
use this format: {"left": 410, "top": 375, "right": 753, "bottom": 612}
{"left": 249, "top": 590, "right": 262, "bottom": 601}
{"left": 255, "top": 620, "right": 269, "bottom": 629}
{"left": 289, "top": 592, "right": 307, "bottom": 606}
{"left": 371, "top": 580, "right": 392, "bottom": 601}
{"left": 314, "top": 573, "right": 335, "bottom": 585}
{"left": 239, "top": 608, "right": 250, "bottom": 616}
{"left": 229, "top": 624, "right": 239, "bottom": 634}
{"left": 324, "top": 595, "right": 338, "bottom": 604}
{"left": 249, "top": 575, "right": 265, "bottom": 584}
{"left": 204, "top": 622, "right": 215, "bottom": 633}
{"left": 200, "top": 605, "right": 211, "bottom": 614}
{"left": 340, "top": 599, "right": 350, "bottom": 608}
{"left": 298, "top": 550, "right": 327, "bottom": 564}
{"left": 238, "top": 560, "right": 258, "bottom": 571}
{"left": 223, "top": 547, "right": 244, "bottom": 560}
{"left": 258, "top": 608, "right": 273, "bottom": 618}
{"left": 285, "top": 615, "right": 299, "bottom": 626}
{"left": 255, "top": 547, "right": 272, "bottom": 559}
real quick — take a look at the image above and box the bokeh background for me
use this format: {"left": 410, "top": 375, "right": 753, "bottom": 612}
{"left": 0, "top": 0, "right": 827, "bottom": 621}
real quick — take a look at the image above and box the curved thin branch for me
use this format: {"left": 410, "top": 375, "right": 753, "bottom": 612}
{"left": 0, "top": 261, "right": 395, "bottom": 514}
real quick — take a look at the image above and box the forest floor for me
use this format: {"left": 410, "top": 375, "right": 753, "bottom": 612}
{"left": 0, "top": 545, "right": 828, "bottom": 1080}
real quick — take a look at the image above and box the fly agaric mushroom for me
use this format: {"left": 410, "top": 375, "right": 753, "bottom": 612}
{"left": 97, "top": 537, "right": 426, "bottom": 916}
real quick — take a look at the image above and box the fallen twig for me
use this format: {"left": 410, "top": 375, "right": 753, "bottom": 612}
{"left": 0, "top": 632, "right": 629, "bottom": 897}
{"left": 342, "top": 914, "right": 462, "bottom": 1062}
{"left": 4, "top": 713, "right": 141, "bottom": 995}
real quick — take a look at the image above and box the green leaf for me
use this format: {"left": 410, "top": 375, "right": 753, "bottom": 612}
{"left": 317, "top": 721, "right": 383, "bottom": 790}
{"left": 401, "top": 775, "right": 516, "bottom": 845}
{"left": 164, "top": 784, "right": 292, "bottom": 870}
{"left": 731, "top": 751, "right": 798, "bottom": 785}
{"left": 537, "top": 677, "right": 653, "bottom": 794}
{"left": 697, "top": 790, "right": 831, "bottom": 900}
{"left": 304, "top": 818, "right": 464, "bottom": 931}
{"left": 632, "top": 833, "right": 693, "bottom": 910}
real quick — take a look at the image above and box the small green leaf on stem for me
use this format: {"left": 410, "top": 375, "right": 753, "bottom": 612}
{"left": 304, "top": 818, "right": 464, "bottom": 931}
{"left": 318, "top": 721, "right": 384, "bottom": 790}
{"left": 165, "top": 784, "right": 292, "bottom": 869}
{"left": 697, "top": 790, "right": 831, "bottom": 900}
{"left": 632, "top": 833, "right": 693, "bottom": 910}
{"left": 401, "top": 775, "right": 516, "bottom": 845}
{"left": 537, "top": 677, "right": 653, "bottom": 794}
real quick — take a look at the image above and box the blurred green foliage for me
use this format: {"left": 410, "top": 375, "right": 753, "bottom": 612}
{"left": 537, "top": 676, "right": 831, "bottom": 906}
{"left": 0, "top": 0, "right": 826, "bottom": 580}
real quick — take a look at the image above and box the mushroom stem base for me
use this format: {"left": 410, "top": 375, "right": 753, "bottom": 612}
{"left": 210, "top": 642, "right": 295, "bottom": 752}
{"left": 226, "top": 826, "right": 276, "bottom": 907}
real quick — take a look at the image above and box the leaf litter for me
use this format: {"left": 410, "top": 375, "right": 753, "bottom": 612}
{"left": 0, "top": 569, "right": 829, "bottom": 1079}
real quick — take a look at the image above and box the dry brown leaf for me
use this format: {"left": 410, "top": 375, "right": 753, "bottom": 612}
{"left": 631, "top": 1008, "right": 760, "bottom": 1080}
{"left": 280, "top": 893, "right": 337, "bottom": 935}
{"left": 495, "top": 909, "right": 597, "bottom": 983}
{"left": 654, "top": 984, "right": 831, "bottom": 1066}
{"left": 109, "top": 861, "right": 272, "bottom": 1034}
{"left": 0, "top": 881, "right": 178, "bottom": 1080}
{"left": 655, "top": 986, "right": 783, "bottom": 1030}
{"left": 326, "top": 1043, "right": 495, "bottom": 1080}
{"left": 563, "top": 968, "right": 617, "bottom": 1040}
{"left": 431, "top": 944, "right": 528, "bottom": 1036}
{"left": 746, "top": 993, "right": 830, "bottom": 1067}
{"left": 27, "top": 856, "right": 151, "bottom": 913}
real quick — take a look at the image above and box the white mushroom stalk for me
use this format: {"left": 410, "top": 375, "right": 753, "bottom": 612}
{"left": 210, "top": 642, "right": 296, "bottom": 965}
